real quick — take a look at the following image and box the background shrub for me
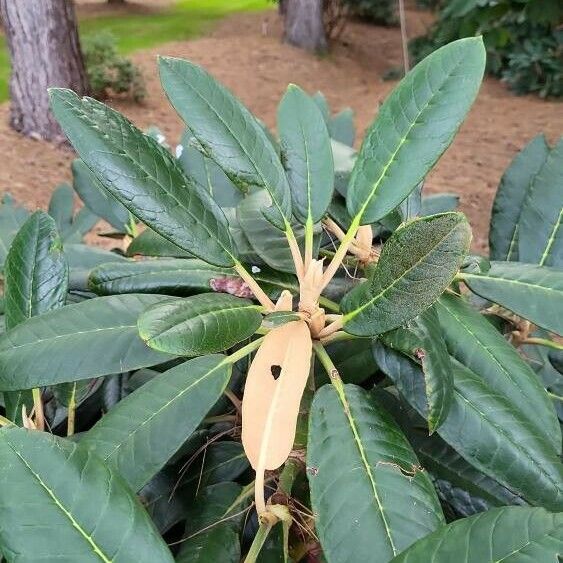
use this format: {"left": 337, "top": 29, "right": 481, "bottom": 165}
{"left": 82, "top": 31, "right": 146, "bottom": 103}
{"left": 410, "top": 0, "right": 562, "bottom": 98}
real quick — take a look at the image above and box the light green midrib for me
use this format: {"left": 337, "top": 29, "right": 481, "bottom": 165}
{"left": 438, "top": 298, "right": 559, "bottom": 449}
{"left": 462, "top": 271, "right": 561, "bottom": 294}
{"left": 1, "top": 323, "right": 138, "bottom": 352}
{"left": 494, "top": 522, "right": 562, "bottom": 562}
{"left": 162, "top": 60, "right": 290, "bottom": 224}
{"left": 143, "top": 303, "right": 261, "bottom": 342}
{"left": 95, "top": 266, "right": 233, "bottom": 284}
{"left": 96, "top": 360, "right": 227, "bottom": 462}
{"left": 56, "top": 94, "right": 235, "bottom": 264}
{"left": 5, "top": 439, "right": 112, "bottom": 562}
{"left": 454, "top": 386, "right": 563, "bottom": 496}
{"left": 540, "top": 207, "right": 562, "bottom": 266}
{"left": 333, "top": 386, "right": 398, "bottom": 555}
{"left": 344, "top": 222, "right": 462, "bottom": 322}
{"left": 354, "top": 49, "right": 468, "bottom": 222}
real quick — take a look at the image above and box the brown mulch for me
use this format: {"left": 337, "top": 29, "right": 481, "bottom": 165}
{"left": 0, "top": 7, "right": 561, "bottom": 254}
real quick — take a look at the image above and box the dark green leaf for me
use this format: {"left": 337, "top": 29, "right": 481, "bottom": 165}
{"left": 420, "top": 193, "right": 459, "bottom": 216}
{"left": 127, "top": 227, "right": 192, "bottom": 258}
{"left": 81, "top": 354, "right": 231, "bottom": 491}
{"left": 518, "top": 137, "right": 563, "bottom": 267}
{"left": 89, "top": 258, "right": 234, "bottom": 296}
{"left": 138, "top": 294, "right": 261, "bottom": 356}
{"left": 4, "top": 211, "right": 68, "bottom": 329}
{"left": 66, "top": 243, "right": 127, "bottom": 290}
{"left": 178, "top": 130, "right": 243, "bottom": 208}
{"left": 329, "top": 107, "right": 355, "bottom": 146}
{"left": 158, "top": 57, "right": 291, "bottom": 229}
{"left": 342, "top": 213, "right": 471, "bottom": 336}
{"left": 391, "top": 507, "right": 563, "bottom": 563}
{"left": 177, "top": 482, "right": 243, "bottom": 562}
{"left": 489, "top": 134, "right": 549, "bottom": 261}
{"left": 347, "top": 38, "right": 485, "bottom": 224}
{"left": 0, "top": 428, "right": 173, "bottom": 562}
{"left": 48, "top": 183, "right": 74, "bottom": 236}
{"left": 0, "top": 294, "right": 175, "bottom": 389}
{"left": 4, "top": 212, "right": 68, "bottom": 422}
{"left": 373, "top": 344, "right": 563, "bottom": 510}
{"left": 49, "top": 89, "right": 235, "bottom": 267}
{"left": 381, "top": 307, "right": 453, "bottom": 432}
{"left": 307, "top": 384, "right": 444, "bottom": 563}
{"left": 72, "top": 158, "right": 130, "bottom": 232}
{"left": 184, "top": 441, "right": 249, "bottom": 489}
{"left": 436, "top": 293, "right": 561, "bottom": 453}
{"left": 278, "top": 84, "right": 334, "bottom": 224}
{"left": 237, "top": 190, "right": 316, "bottom": 274}
{"left": 0, "top": 194, "right": 30, "bottom": 269}
{"left": 461, "top": 261, "right": 563, "bottom": 335}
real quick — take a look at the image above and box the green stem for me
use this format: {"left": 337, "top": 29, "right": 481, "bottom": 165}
{"left": 304, "top": 217, "right": 314, "bottom": 269}
{"left": 548, "top": 391, "right": 563, "bottom": 402}
{"left": 67, "top": 383, "right": 77, "bottom": 437}
{"left": 245, "top": 519, "right": 274, "bottom": 563}
{"left": 320, "top": 216, "right": 361, "bottom": 291}
{"left": 523, "top": 337, "right": 563, "bottom": 351}
{"left": 313, "top": 342, "right": 345, "bottom": 393}
{"left": 234, "top": 261, "right": 275, "bottom": 311}
{"left": 321, "top": 330, "right": 358, "bottom": 345}
{"left": 318, "top": 295, "right": 340, "bottom": 313}
{"left": 278, "top": 457, "right": 302, "bottom": 496}
{"left": 224, "top": 337, "right": 265, "bottom": 365}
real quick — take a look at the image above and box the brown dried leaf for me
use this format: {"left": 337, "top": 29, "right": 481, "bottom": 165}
{"left": 242, "top": 320, "right": 313, "bottom": 471}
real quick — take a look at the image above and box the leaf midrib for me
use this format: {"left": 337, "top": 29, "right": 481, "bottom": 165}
{"left": 98, "top": 359, "right": 227, "bottom": 463}
{"left": 354, "top": 50, "right": 467, "bottom": 221}
{"left": 332, "top": 386, "right": 398, "bottom": 555}
{"left": 462, "top": 271, "right": 562, "bottom": 294}
{"left": 162, "top": 60, "right": 289, "bottom": 224}
{"left": 344, "top": 221, "right": 461, "bottom": 322}
{"left": 58, "top": 94, "right": 234, "bottom": 263}
{"left": 5, "top": 438, "right": 112, "bottom": 563}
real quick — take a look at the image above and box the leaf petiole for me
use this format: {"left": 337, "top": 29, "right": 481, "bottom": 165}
{"left": 224, "top": 337, "right": 265, "bottom": 365}
{"left": 234, "top": 261, "right": 276, "bottom": 311}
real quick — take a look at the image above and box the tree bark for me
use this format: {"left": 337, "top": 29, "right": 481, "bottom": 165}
{"left": 284, "top": 0, "right": 327, "bottom": 53}
{"left": 0, "top": 0, "right": 89, "bottom": 141}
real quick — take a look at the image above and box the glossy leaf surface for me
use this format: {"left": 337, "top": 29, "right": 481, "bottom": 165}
{"left": 159, "top": 57, "right": 291, "bottom": 229}
{"left": 82, "top": 354, "right": 231, "bottom": 491}
{"left": 278, "top": 84, "right": 334, "bottom": 224}
{"left": 0, "top": 428, "right": 173, "bottom": 563}
{"left": 489, "top": 134, "right": 549, "bottom": 261}
{"left": 308, "top": 384, "right": 444, "bottom": 563}
{"left": 347, "top": 38, "right": 485, "bottom": 223}
{"left": 391, "top": 507, "right": 563, "bottom": 563}
{"left": 0, "top": 294, "right": 175, "bottom": 389}
{"left": 89, "top": 258, "right": 234, "bottom": 296}
{"left": 436, "top": 293, "right": 561, "bottom": 453}
{"left": 461, "top": 261, "right": 563, "bottom": 335}
{"left": 138, "top": 293, "right": 262, "bottom": 356}
{"left": 50, "top": 89, "right": 235, "bottom": 266}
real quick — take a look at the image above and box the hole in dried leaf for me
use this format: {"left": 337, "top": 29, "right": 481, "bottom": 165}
{"left": 270, "top": 365, "right": 282, "bottom": 380}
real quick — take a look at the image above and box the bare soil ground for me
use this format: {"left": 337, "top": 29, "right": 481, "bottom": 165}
{"left": 0, "top": 8, "right": 561, "bottom": 253}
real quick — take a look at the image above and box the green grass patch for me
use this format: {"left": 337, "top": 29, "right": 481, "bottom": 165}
{"left": 0, "top": 0, "right": 271, "bottom": 102}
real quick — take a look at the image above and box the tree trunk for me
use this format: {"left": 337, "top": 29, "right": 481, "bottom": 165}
{"left": 284, "top": 0, "right": 327, "bottom": 53}
{"left": 0, "top": 0, "right": 89, "bottom": 141}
